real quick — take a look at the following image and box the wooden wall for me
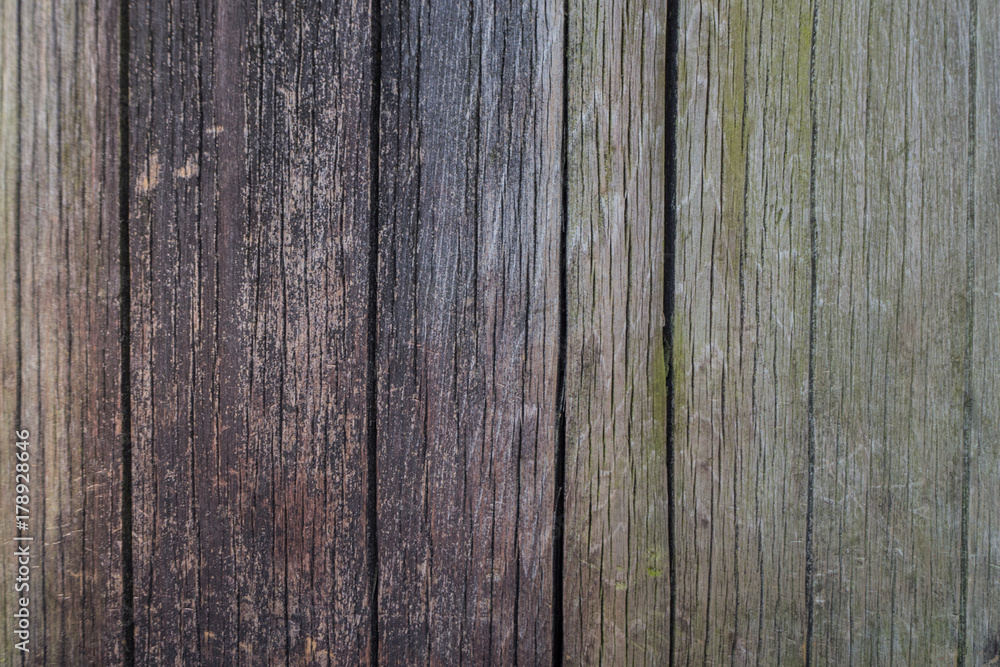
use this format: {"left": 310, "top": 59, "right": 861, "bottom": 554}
{"left": 1, "top": 0, "right": 998, "bottom": 665}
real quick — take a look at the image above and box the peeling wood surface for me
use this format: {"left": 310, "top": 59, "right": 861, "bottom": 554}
{"left": 129, "top": 0, "right": 373, "bottom": 663}
{"left": 4, "top": 0, "right": 1000, "bottom": 665}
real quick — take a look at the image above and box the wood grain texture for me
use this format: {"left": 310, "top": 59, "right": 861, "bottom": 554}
{"left": 811, "top": 0, "right": 969, "bottom": 662}
{"left": 11, "top": 0, "right": 1000, "bottom": 663}
{"left": 375, "top": 0, "right": 562, "bottom": 663}
{"left": 243, "top": 2, "right": 374, "bottom": 662}
{"left": 4, "top": 0, "right": 125, "bottom": 663}
{"left": 562, "top": 0, "right": 669, "bottom": 663}
{"left": 672, "top": 0, "right": 813, "bottom": 662}
{"left": 0, "top": 0, "right": 19, "bottom": 659}
{"left": 672, "top": 0, "right": 987, "bottom": 663}
{"left": 969, "top": 1, "right": 1000, "bottom": 663}
{"left": 130, "top": 0, "right": 230, "bottom": 660}
{"left": 129, "top": 0, "right": 373, "bottom": 663}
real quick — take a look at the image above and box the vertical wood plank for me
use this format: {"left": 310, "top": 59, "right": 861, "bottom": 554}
{"left": 129, "top": 0, "right": 205, "bottom": 658}
{"left": 811, "top": 0, "right": 968, "bottom": 662}
{"left": 129, "top": 1, "right": 373, "bottom": 663}
{"left": 375, "top": 0, "right": 562, "bottom": 663}
{"left": 673, "top": 0, "right": 980, "bottom": 662}
{"left": 672, "top": 0, "right": 813, "bottom": 661}
{"left": 89, "top": 3, "right": 128, "bottom": 660}
{"left": 12, "top": 0, "right": 124, "bottom": 663}
{"left": 969, "top": 0, "right": 1000, "bottom": 662}
{"left": 130, "top": 0, "right": 214, "bottom": 659}
{"left": 0, "top": 0, "right": 19, "bottom": 659}
{"left": 244, "top": 2, "right": 375, "bottom": 662}
{"left": 562, "top": 0, "right": 669, "bottom": 662}
{"left": 16, "top": 0, "right": 66, "bottom": 657}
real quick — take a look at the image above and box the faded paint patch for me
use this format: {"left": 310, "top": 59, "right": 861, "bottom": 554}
{"left": 175, "top": 155, "right": 199, "bottom": 179}
{"left": 137, "top": 153, "right": 161, "bottom": 193}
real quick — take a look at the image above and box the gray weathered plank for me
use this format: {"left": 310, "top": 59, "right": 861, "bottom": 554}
{"left": 562, "top": 0, "right": 669, "bottom": 663}
{"left": 811, "top": 0, "right": 969, "bottom": 662}
{"left": 672, "top": 0, "right": 813, "bottom": 662}
{"left": 375, "top": 0, "right": 562, "bottom": 663}
{"left": 969, "top": 0, "right": 1000, "bottom": 663}
{"left": 675, "top": 0, "right": 984, "bottom": 663}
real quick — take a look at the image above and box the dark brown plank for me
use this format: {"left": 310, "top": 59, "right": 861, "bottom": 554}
{"left": 375, "top": 0, "right": 562, "bottom": 663}
{"left": 129, "top": 0, "right": 212, "bottom": 659}
{"left": 242, "top": 2, "right": 375, "bottom": 662}
{"left": 5, "top": 0, "right": 125, "bottom": 663}
{"left": 129, "top": 1, "right": 373, "bottom": 663}
{"left": 562, "top": 0, "right": 669, "bottom": 663}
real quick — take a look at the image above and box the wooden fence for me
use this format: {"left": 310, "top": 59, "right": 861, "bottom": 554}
{"left": 1, "top": 0, "right": 998, "bottom": 664}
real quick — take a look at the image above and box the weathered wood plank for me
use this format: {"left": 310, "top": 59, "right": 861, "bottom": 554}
{"left": 14, "top": 1, "right": 68, "bottom": 658}
{"left": 672, "top": 0, "right": 813, "bottom": 662}
{"left": 969, "top": 1, "right": 1000, "bottom": 662}
{"left": 375, "top": 0, "right": 562, "bottom": 663}
{"left": 9, "top": 0, "right": 125, "bottom": 663}
{"left": 673, "top": 0, "right": 984, "bottom": 662}
{"left": 129, "top": 1, "right": 373, "bottom": 663}
{"left": 129, "top": 0, "right": 207, "bottom": 659}
{"left": 243, "top": 3, "right": 375, "bottom": 662}
{"left": 130, "top": 0, "right": 214, "bottom": 659}
{"left": 0, "top": 0, "right": 20, "bottom": 660}
{"left": 562, "top": 0, "right": 669, "bottom": 662}
{"left": 811, "top": 0, "right": 969, "bottom": 662}
{"left": 12, "top": 0, "right": 1000, "bottom": 662}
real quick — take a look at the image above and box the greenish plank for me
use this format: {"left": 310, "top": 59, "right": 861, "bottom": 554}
{"left": 673, "top": 0, "right": 813, "bottom": 662}
{"left": 563, "top": 0, "right": 669, "bottom": 663}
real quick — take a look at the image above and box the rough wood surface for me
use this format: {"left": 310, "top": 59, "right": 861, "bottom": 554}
{"left": 129, "top": 1, "right": 373, "bottom": 663}
{"left": 811, "top": 0, "right": 970, "bottom": 662}
{"left": 243, "top": 2, "right": 374, "bottom": 662}
{"left": 673, "top": 2, "right": 812, "bottom": 664}
{"left": 8, "top": 0, "right": 1000, "bottom": 663}
{"left": 673, "top": 0, "right": 996, "bottom": 664}
{"left": 673, "top": 0, "right": 813, "bottom": 662}
{"left": 2, "top": 1, "right": 124, "bottom": 664}
{"left": 0, "top": 0, "right": 19, "bottom": 659}
{"left": 969, "top": 1, "right": 1000, "bottom": 663}
{"left": 562, "top": 0, "right": 669, "bottom": 663}
{"left": 374, "top": 0, "right": 562, "bottom": 663}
